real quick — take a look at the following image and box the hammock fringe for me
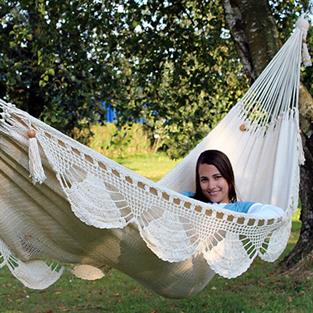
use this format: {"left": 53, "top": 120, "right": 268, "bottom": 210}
{"left": 28, "top": 131, "right": 46, "bottom": 184}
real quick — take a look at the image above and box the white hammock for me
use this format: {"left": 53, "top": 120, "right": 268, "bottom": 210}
{"left": 0, "top": 16, "right": 310, "bottom": 298}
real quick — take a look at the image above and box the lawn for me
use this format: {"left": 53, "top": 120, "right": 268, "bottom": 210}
{"left": 0, "top": 153, "right": 312, "bottom": 313}
{"left": 114, "top": 152, "right": 179, "bottom": 182}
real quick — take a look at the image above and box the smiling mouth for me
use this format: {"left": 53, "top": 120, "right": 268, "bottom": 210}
{"left": 208, "top": 191, "right": 220, "bottom": 195}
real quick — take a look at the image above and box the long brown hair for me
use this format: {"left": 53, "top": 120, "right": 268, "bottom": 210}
{"left": 193, "top": 150, "right": 237, "bottom": 203}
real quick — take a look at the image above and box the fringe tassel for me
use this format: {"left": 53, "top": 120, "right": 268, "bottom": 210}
{"left": 27, "top": 130, "right": 46, "bottom": 184}
{"left": 302, "top": 41, "right": 312, "bottom": 67}
{"left": 297, "top": 131, "right": 305, "bottom": 165}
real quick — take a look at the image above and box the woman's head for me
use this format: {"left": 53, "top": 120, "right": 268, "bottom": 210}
{"left": 194, "top": 150, "right": 237, "bottom": 203}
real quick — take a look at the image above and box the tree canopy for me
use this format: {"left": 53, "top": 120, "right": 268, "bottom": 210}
{"left": 0, "top": 0, "right": 312, "bottom": 156}
{"left": 0, "top": 0, "right": 125, "bottom": 142}
{"left": 0, "top": 0, "right": 248, "bottom": 156}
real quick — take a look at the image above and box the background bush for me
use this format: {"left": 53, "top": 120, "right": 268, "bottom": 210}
{"left": 89, "top": 123, "right": 153, "bottom": 158}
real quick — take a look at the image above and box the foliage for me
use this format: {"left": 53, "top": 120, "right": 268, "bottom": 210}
{"left": 89, "top": 123, "right": 152, "bottom": 158}
{"left": 302, "top": 18, "right": 313, "bottom": 98}
{"left": 110, "top": 0, "right": 249, "bottom": 158}
{"left": 0, "top": 0, "right": 249, "bottom": 156}
{"left": 0, "top": 0, "right": 123, "bottom": 142}
{"left": 0, "top": 1, "right": 312, "bottom": 156}
{"left": 105, "top": 0, "right": 312, "bottom": 158}
{"left": 270, "top": 0, "right": 310, "bottom": 40}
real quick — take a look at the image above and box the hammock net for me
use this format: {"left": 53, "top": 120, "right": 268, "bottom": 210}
{"left": 0, "top": 16, "right": 310, "bottom": 298}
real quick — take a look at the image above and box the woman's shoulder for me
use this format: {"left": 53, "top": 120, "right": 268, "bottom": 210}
{"left": 181, "top": 191, "right": 195, "bottom": 197}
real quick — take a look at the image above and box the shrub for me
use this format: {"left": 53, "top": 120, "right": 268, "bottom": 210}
{"left": 89, "top": 123, "right": 152, "bottom": 158}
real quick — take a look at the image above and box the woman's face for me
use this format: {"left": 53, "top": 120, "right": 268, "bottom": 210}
{"left": 198, "top": 163, "right": 230, "bottom": 203}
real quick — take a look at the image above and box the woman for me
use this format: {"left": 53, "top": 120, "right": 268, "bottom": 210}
{"left": 186, "top": 149, "right": 284, "bottom": 217}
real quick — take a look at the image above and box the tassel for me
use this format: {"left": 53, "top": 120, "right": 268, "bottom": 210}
{"left": 297, "top": 131, "right": 305, "bottom": 165}
{"left": 27, "top": 130, "right": 46, "bottom": 184}
{"left": 302, "top": 41, "right": 312, "bottom": 67}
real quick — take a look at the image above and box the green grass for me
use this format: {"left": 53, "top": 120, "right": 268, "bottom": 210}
{"left": 114, "top": 152, "right": 180, "bottom": 182}
{"left": 1, "top": 153, "right": 312, "bottom": 313}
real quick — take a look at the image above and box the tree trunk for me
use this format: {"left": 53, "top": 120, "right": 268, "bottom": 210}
{"left": 222, "top": 0, "right": 313, "bottom": 270}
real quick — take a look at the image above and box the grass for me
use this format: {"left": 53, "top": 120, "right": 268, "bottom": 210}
{"left": 114, "top": 152, "right": 179, "bottom": 182}
{"left": 1, "top": 153, "right": 312, "bottom": 313}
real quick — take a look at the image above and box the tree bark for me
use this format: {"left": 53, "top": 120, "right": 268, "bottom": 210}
{"left": 222, "top": 0, "right": 313, "bottom": 270}
{"left": 222, "top": 0, "right": 281, "bottom": 79}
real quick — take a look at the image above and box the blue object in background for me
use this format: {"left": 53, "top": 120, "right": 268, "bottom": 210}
{"left": 102, "top": 101, "right": 117, "bottom": 123}
{"left": 102, "top": 101, "right": 144, "bottom": 124}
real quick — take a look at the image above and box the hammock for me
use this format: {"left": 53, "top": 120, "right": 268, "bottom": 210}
{"left": 0, "top": 16, "right": 310, "bottom": 298}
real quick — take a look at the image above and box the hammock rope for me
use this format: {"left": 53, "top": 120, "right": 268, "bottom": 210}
{"left": 0, "top": 16, "right": 310, "bottom": 298}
